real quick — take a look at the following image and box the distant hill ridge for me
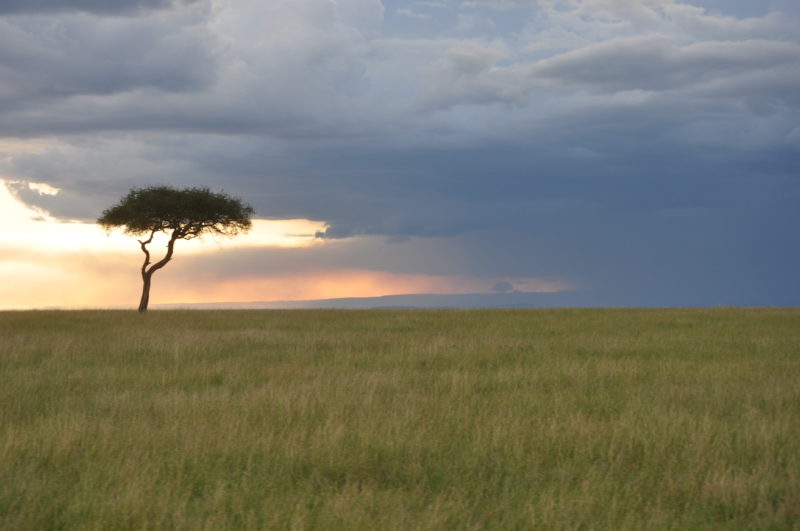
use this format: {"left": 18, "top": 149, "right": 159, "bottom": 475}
{"left": 154, "top": 291, "right": 592, "bottom": 310}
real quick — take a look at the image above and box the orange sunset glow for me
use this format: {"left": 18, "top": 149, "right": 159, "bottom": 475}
{"left": 0, "top": 181, "right": 570, "bottom": 310}
{"left": 148, "top": 269, "right": 569, "bottom": 307}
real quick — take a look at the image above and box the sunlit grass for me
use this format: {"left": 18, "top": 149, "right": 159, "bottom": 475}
{"left": 1, "top": 308, "right": 798, "bottom": 529}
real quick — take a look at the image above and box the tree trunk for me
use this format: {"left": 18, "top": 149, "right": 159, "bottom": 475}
{"left": 138, "top": 272, "right": 152, "bottom": 313}
{"left": 136, "top": 230, "right": 178, "bottom": 313}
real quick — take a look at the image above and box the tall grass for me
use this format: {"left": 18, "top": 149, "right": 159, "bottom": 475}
{"left": 1, "top": 308, "right": 798, "bottom": 529}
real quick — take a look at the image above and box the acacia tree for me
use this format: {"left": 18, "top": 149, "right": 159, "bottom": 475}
{"left": 98, "top": 186, "right": 254, "bottom": 312}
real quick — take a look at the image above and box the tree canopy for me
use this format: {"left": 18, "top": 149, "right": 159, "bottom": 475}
{"left": 98, "top": 186, "right": 254, "bottom": 312}
{"left": 98, "top": 185, "right": 254, "bottom": 239}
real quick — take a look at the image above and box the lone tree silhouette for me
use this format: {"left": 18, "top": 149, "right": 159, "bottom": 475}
{"left": 98, "top": 186, "right": 254, "bottom": 312}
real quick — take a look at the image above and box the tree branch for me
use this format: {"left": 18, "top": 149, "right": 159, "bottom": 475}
{"left": 137, "top": 229, "right": 156, "bottom": 278}
{"left": 145, "top": 229, "right": 180, "bottom": 276}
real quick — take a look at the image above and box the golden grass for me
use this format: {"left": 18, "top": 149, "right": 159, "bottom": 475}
{"left": 1, "top": 308, "right": 798, "bottom": 529}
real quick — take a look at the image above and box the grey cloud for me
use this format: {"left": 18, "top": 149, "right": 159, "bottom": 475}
{"left": 5, "top": 181, "right": 100, "bottom": 220}
{"left": 0, "top": 0, "right": 195, "bottom": 16}
{"left": 0, "top": 135, "right": 201, "bottom": 218}
{"left": 530, "top": 1, "right": 794, "bottom": 42}
{"left": 419, "top": 39, "right": 528, "bottom": 109}
{"left": 458, "top": 0, "right": 525, "bottom": 10}
{"left": 0, "top": 0, "right": 384, "bottom": 137}
{"left": 2, "top": 1, "right": 796, "bottom": 139}
{"left": 664, "top": 6, "right": 794, "bottom": 41}
{"left": 419, "top": 35, "right": 800, "bottom": 111}
{"left": 690, "top": 65, "right": 800, "bottom": 113}
{"left": 516, "top": 0, "right": 796, "bottom": 70}
{"left": 491, "top": 280, "right": 513, "bottom": 292}
{"left": 4, "top": 113, "right": 796, "bottom": 239}
{"left": 529, "top": 37, "right": 800, "bottom": 95}
{"left": 0, "top": 11, "right": 219, "bottom": 111}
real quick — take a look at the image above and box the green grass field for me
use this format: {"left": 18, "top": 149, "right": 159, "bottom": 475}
{"left": 1, "top": 308, "right": 798, "bottom": 529}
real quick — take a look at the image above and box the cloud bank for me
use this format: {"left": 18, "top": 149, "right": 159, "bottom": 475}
{"left": 1, "top": 0, "right": 798, "bottom": 306}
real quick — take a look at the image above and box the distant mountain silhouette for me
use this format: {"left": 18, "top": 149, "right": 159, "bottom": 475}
{"left": 154, "top": 291, "right": 603, "bottom": 310}
{"left": 151, "top": 289, "right": 778, "bottom": 310}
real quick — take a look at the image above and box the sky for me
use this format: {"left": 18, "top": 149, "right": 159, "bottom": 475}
{"left": 1, "top": 0, "right": 798, "bottom": 309}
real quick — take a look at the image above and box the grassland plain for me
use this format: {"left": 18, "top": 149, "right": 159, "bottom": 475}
{"left": 0, "top": 308, "right": 798, "bottom": 530}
